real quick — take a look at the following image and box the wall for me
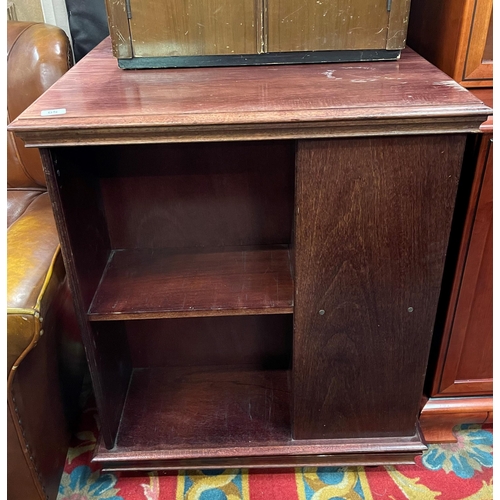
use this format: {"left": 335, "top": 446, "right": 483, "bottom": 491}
{"left": 8, "top": 0, "right": 44, "bottom": 22}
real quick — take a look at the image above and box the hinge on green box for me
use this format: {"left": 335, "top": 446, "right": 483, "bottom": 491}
{"left": 387, "top": 0, "right": 392, "bottom": 11}
{"left": 125, "top": 0, "right": 132, "bottom": 19}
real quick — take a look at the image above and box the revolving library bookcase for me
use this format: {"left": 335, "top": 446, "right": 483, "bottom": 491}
{"left": 8, "top": 38, "right": 490, "bottom": 471}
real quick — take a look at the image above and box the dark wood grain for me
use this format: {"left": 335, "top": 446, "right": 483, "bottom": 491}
{"left": 89, "top": 247, "right": 293, "bottom": 320}
{"left": 8, "top": 39, "right": 490, "bottom": 147}
{"left": 48, "top": 148, "right": 111, "bottom": 310}
{"left": 91, "top": 362, "right": 425, "bottom": 464}
{"left": 97, "top": 141, "right": 294, "bottom": 250}
{"left": 293, "top": 135, "right": 466, "bottom": 440}
{"left": 40, "top": 149, "right": 132, "bottom": 449}
{"left": 111, "top": 366, "right": 291, "bottom": 449}
{"left": 125, "top": 315, "right": 292, "bottom": 369}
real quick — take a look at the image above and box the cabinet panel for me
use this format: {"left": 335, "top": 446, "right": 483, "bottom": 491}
{"left": 407, "top": 0, "right": 493, "bottom": 87}
{"left": 463, "top": 0, "right": 493, "bottom": 83}
{"left": 267, "top": 0, "right": 389, "bottom": 52}
{"left": 293, "top": 135, "right": 466, "bottom": 440}
{"left": 129, "top": 0, "right": 258, "bottom": 57}
{"left": 436, "top": 136, "right": 493, "bottom": 395}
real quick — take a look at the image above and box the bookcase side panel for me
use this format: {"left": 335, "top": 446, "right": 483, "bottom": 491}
{"left": 40, "top": 148, "right": 132, "bottom": 448}
{"left": 292, "top": 135, "right": 466, "bottom": 440}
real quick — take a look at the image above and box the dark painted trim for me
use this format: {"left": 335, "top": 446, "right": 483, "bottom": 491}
{"left": 117, "top": 50, "right": 401, "bottom": 69}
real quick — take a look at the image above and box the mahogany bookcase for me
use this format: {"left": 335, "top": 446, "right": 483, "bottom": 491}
{"left": 8, "top": 38, "right": 490, "bottom": 471}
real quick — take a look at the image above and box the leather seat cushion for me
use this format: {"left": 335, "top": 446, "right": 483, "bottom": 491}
{"left": 7, "top": 192, "right": 65, "bottom": 373}
{"left": 7, "top": 189, "right": 46, "bottom": 229}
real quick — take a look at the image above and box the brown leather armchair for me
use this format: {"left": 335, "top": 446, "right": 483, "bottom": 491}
{"left": 7, "top": 21, "right": 86, "bottom": 500}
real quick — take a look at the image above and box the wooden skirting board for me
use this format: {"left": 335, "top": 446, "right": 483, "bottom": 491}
{"left": 420, "top": 396, "right": 493, "bottom": 443}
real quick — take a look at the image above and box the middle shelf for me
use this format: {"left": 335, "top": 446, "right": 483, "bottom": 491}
{"left": 88, "top": 245, "right": 294, "bottom": 321}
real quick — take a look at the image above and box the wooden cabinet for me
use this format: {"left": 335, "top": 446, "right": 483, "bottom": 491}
{"left": 8, "top": 40, "right": 490, "bottom": 470}
{"left": 105, "top": 0, "right": 412, "bottom": 67}
{"left": 407, "top": 0, "right": 493, "bottom": 442}
{"left": 420, "top": 126, "right": 493, "bottom": 442}
{"left": 435, "top": 133, "right": 493, "bottom": 397}
{"left": 407, "top": 0, "right": 493, "bottom": 88}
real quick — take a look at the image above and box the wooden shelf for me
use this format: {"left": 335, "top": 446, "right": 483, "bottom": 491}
{"left": 92, "top": 367, "right": 426, "bottom": 470}
{"left": 110, "top": 366, "right": 291, "bottom": 451}
{"left": 92, "top": 366, "right": 425, "bottom": 469}
{"left": 88, "top": 246, "right": 293, "bottom": 321}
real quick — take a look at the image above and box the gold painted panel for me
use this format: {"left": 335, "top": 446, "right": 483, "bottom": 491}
{"left": 129, "top": 0, "right": 259, "bottom": 57}
{"left": 268, "top": 0, "right": 390, "bottom": 52}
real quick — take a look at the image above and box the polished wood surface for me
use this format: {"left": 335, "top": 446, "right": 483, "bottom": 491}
{"left": 128, "top": 0, "right": 258, "bottom": 57}
{"left": 8, "top": 39, "right": 490, "bottom": 146}
{"left": 98, "top": 453, "right": 420, "bottom": 471}
{"left": 110, "top": 367, "right": 291, "bottom": 448}
{"left": 432, "top": 134, "right": 492, "bottom": 396}
{"left": 89, "top": 247, "right": 293, "bottom": 320}
{"left": 293, "top": 135, "right": 466, "bottom": 440}
{"left": 407, "top": 0, "right": 493, "bottom": 87}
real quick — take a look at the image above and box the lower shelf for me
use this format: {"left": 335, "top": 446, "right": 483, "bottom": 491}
{"left": 114, "top": 367, "right": 292, "bottom": 449}
{"left": 92, "top": 367, "right": 427, "bottom": 470}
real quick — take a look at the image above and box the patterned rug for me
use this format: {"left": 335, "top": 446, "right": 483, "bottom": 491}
{"left": 57, "top": 397, "right": 493, "bottom": 500}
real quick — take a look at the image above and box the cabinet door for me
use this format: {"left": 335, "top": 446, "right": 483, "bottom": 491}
{"left": 434, "top": 135, "right": 493, "bottom": 396}
{"left": 407, "top": 0, "right": 492, "bottom": 88}
{"left": 268, "top": 0, "right": 410, "bottom": 52}
{"left": 106, "top": 0, "right": 411, "bottom": 58}
{"left": 293, "top": 135, "right": 466, "bottom": 440}
{"left": 462, "top": 0, "right": 493, "bottom": 85}
{"left": 128, "top": 0, "right": 259, "bottom": 57}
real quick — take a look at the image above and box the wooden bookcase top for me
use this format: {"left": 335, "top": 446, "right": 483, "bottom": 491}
{"left": 8, "top": 38, "right": 490, "bottom": 147}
